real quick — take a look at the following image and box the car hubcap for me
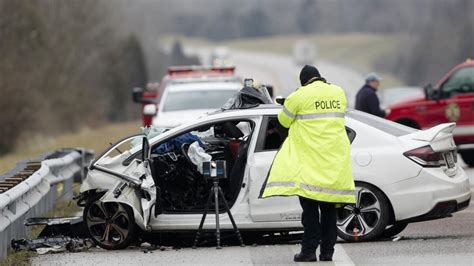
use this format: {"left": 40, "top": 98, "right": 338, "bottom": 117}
{"left": 337, "top": 188, "right": 381, "bottom": 237}
{"left": 86, "top": 201, "right": 130, "bottom": 246}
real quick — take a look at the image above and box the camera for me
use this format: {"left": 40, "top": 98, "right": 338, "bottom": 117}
{"left": 202, "top": 160, "right": 227, "bottom": 180}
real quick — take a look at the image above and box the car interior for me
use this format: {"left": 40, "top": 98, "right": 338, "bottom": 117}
{"left": 118, "top": 115, "right": 355, "bottom": 215}
{"left": 255, "top": 116, "right": 356, "bottom": 152}
{"left": 148, "top": 119, "right": 254, "bottom": 214}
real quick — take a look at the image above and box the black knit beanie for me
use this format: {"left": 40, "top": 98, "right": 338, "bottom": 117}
{"left": 299, "top": 65, "right": 321, "bottom": 86}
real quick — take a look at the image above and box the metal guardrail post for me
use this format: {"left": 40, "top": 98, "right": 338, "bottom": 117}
{"left": 0, "top": 148, "right": 95, "bottom": 260}
{"left": 81, "top": 148, "right": 86, "bottom": 181}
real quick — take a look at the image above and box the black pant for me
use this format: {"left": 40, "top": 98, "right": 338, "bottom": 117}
{"left": 299, "top": 196, "right": 337, "bottom": 256}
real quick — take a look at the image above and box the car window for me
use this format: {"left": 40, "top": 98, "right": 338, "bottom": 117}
{"left": 94, "top": 134, "right": 145, "bottom": 167}
{"left": 151, "top": 120, "right": 252, "bottom": 154}
{"left": 346, "top": 110, "right": 416, "bottom": 136}
{"left": 441, "top": 66, "right": 474, "bottom": 98}
{"left": 122, "top": 119, "right": 254, "bottom": 166}
{"left": 262, "top": 117, "right": 288, "bottom": 150}
{"left": 380, "top": 87, "right": 423, "bottom": 107}
{"left": 162, "top": 90, "right": 236, "bottom": 112}
{"left": 255, "top": 116, "right": 356, "bottom": 152}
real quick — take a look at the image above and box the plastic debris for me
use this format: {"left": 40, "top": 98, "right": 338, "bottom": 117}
{"left": 11, "top": 235, "right": 94, "bottom": 254}
{"left": 392, "top": 236, "right": 402, "bottom": 242}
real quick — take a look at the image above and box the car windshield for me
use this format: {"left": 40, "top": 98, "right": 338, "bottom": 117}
{"left": 162, "top": 90, "right": 237, "bottom": 112}
{"left": 381, "top": 87, "right": 423, "bottom": 107}
{"left": 441, "top": 66, "right": 474, "bottom": 97}
{"left": 347, "top": 110, "right": 417, "bottom": 137}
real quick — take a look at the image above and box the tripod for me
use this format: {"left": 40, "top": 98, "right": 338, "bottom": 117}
{"left": 192, "top": 178, "right": 244, "bottom": 249}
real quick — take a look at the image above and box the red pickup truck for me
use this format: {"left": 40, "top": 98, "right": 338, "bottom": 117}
{"left": 386, "top": 59, "right": 474, "bottom": 166}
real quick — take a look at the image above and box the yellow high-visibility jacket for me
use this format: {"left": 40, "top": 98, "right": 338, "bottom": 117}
{"left": 261, "top": 80, "right": 356, "bottom": 204}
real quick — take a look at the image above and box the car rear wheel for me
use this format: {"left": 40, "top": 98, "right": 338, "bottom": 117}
{"left": 337, "top": 183, "right": 390, "bottom": 242}
{"left": 380, "top": 222, "right": 408, "bottom": 239}
{"left": 460, "top": 150, "right": 474, "bottom": 167}
{"left": 84, "top": 195, "right": 136, "bottom": 250}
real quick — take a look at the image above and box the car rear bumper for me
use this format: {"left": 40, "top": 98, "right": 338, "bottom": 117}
{"left": 399, "top": 197, "right": 470, "bottom": 223}
{"left": 387, "top": 166, "right": 471, "bottom": 221}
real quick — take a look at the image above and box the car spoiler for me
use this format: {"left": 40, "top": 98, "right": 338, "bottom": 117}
{"left": 406, "top": 123, "right": 456, "bottom": 142}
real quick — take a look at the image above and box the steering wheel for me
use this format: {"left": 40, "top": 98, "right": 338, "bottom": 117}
{"left": 459, "top": 83, "right": 473, "bottom": 93}
{"left": 180, "top": 143, "right": 195, "bottom": 167}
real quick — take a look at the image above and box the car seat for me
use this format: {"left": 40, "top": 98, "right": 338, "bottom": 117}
{"left": 220, "top": 122, "right": 251, "bottom": 203}
{"left": 226, "top": 138, "right": 250, "bottom": 203}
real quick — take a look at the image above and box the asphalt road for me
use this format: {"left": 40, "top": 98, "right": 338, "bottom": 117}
{"left": 31, "top": 168, "right": 474, "bottom": 266}
{"left": 31, "top": 179, "right": 474, "bottom": 265}
{"left": 31, "top": 49, "right": 474, "bottom": 265}
{"left": 188, "top": 48, "right": 365, "bottom": 107}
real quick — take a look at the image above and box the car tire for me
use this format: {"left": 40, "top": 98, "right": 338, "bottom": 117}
{"left": 84, "top": 194, "right": 136, "bottom": 250}
{"left": 460, "top": 150, "right": 474, "bottom": 167}
{"left": 380, "top": 222, "right": 408, "bottom": 239}
{"left": 337, "top": 182, "right": 390, "bottom": 242}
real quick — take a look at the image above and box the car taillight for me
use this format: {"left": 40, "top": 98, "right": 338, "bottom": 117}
{"left": 403, "top": 145, "right": 445, "bottom": 167}
{"left": 142, "top": 104, "right": 157, "bottom": 127}
{"left": 143, "top": 115, "right": 152, "bottom": 127}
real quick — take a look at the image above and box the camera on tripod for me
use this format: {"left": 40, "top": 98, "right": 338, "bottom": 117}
{"left": 202, "top": 160, "right": 227, "bottom": 180}
{"left": 193, "top": 160, "right": 244, "bottom": 249}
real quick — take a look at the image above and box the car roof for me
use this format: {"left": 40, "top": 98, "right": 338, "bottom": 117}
{"left": 215, "top": 104, "right": 283, "bottom": 116}
{"left": 165, "top": 81, "right": 242, "bottom": 92}
{"left": 204, "top": 104, "right": 361, "bottom": 119}
{"left": 166, "top": 75, "right": 241, "bottom": 83}
{"left": 163, "top": 66, "right": 240, "bottom": 83}
{"left": 436, "top": 59, "right": 474, "bottom": 88}
{"left": 147, "top": 104, "right": 415, "bottom": 146}
{"left": 147, "top": 104, "right": 282, "bottom": 144}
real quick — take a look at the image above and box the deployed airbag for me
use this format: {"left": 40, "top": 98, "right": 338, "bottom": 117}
{"left": 187, "top": 141, "right": 212, "bottom": 173}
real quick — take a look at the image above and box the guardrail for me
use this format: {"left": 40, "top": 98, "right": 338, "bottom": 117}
{"left": 0, "top": 149, "right": 94, "bottom": 260}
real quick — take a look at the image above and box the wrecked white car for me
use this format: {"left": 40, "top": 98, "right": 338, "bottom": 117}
{"left": 78, "top": 105, "right": 470, "bottom": 250}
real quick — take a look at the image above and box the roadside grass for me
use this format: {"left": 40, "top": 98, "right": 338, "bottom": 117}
{"left": 221, "top": 33, "right": 408, "bottom": 69}
{"left": 168, "top": 33, "right": 410, "bottom": 87}
{"left": 0, "top": 120, "right": 142, "bottom": 174}
{"left": 1, "top": 251, "right": 33, "bottom": 266}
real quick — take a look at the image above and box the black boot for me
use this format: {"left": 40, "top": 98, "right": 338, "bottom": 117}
{"left": 319, "top": 254, "right": 333, "bottom": 261}
{"left": 294, "top": 252, "right": 317, "bottom": 262}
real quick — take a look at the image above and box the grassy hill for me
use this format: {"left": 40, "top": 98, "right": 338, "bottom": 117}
{"left": 170, "top": 33, "right": 410, "bottom": 87}
{"left": 0, "top": 120, "right": 141, "bottom": 173}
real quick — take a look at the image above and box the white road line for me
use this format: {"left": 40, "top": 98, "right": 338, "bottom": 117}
{"left": 291, "top": 244, "right": 306, "bottom": 266}
{"left": 291, "top": 244, "right": 355, "bottom": 266}
{"left": 333, "top": 244, "right": 355, "bottom": 266}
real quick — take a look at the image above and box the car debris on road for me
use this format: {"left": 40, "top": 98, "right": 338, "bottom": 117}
{"left": 11, "top": 236, "right": 94, "bottom": 255}
{"left": 10, "top": 216, "right": 94, "bottom": 255}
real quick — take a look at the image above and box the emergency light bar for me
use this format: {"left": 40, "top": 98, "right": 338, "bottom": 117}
{"left": 167, "top": 65, "right": 235, "bottom": 76}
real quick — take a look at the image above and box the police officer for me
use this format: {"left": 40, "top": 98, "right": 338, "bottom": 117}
{"left": 355, "top": 72, "right": 386, "bottom": 117}
{"left": 261, "top": 65, "right": 356, "bottom": 262}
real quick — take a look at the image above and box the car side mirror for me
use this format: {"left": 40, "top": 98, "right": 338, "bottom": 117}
{"left": 423, "top": 84, "right": 439, "bottom": 101}
{"left": 143, "top": 104, "right": 157, "bottom": 115}
{"left": 141, "top": 137, "right": 150, "bottom": 162}
{"left": 275, "top": 96, "right": 285, "bottom": 105}
{"left": 132, "top": 87, "right": 144, "bottom": 103}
